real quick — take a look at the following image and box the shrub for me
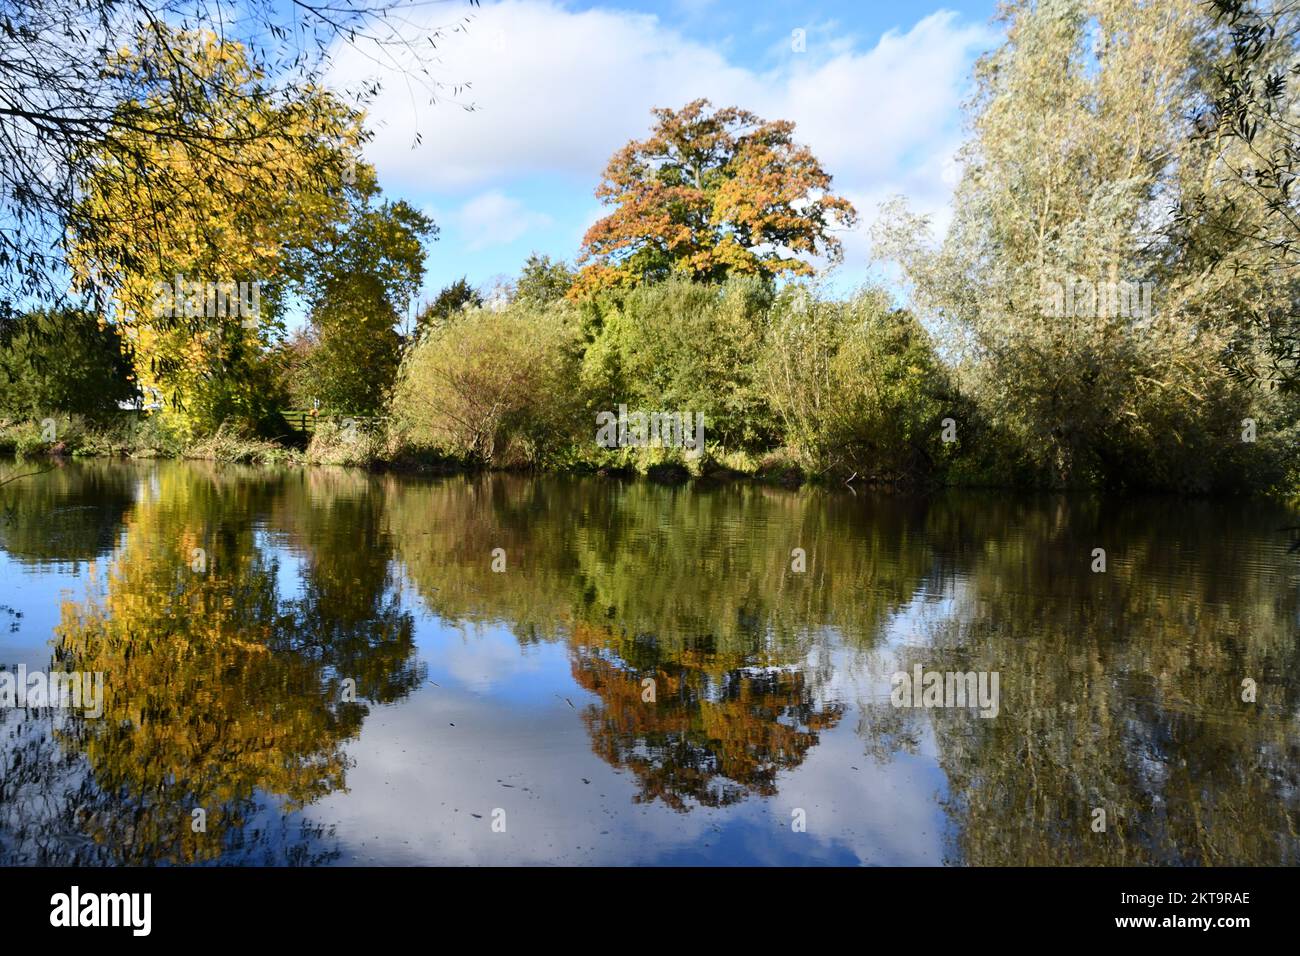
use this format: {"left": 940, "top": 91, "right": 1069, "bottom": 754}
{"left": 306, "top": 419, "right": 385, "bottom": 467}
{"left": 581, "top": 275, "right": 777, "bottom": 452}
{"left": 389, "top": 302, "right": 583, "bottom": 467}
{"left": 759, "top": 286, "right": 950, "bottom": 482}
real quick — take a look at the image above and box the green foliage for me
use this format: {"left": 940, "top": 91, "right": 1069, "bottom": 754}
{"left": 304, "top": 274, "right": 403, "bottom": 416}
{"left": 177, "top": 343, "right": 293, "bottom": 441}
{"left": 291, "top": 196, "right": 435, "bottom": 415}
{"left": 758, "top": 287, "right": 951, "bottom": 481}
{"left": 72, "top": 413, "right": 186, "bottom": 459}
{"left": 876, "top": 0, "right": 1300, "bottom": 493}
{"left": 581, "top": 275, "right": 777, "bottom": 451}
{"left": 0, "top": 308, "right": 137, "bottom": 423}
{"left": 0, "top": 420, "right": 50, "bottom": 458}
{"left": 414, "top": 277, "right": 482, "bottom": 339}
{"left": 513, "top": 254, "right": 574, "bottom": 307}
{"left": 1180, "top": 0, "right": 1300, "bottom": 394}
{"left": 386, "top": 274, "right": 962, "bottom": 484}
{"left": 390, "top": 301, "right": 584, "bottom": 467}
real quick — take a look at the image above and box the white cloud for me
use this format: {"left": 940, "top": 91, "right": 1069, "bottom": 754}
{"left": 327, "top": 1, "right": 997, "bottom": 279}
{"left": 329, "top": 1, "right": 752, "bottom": 190}
{"left": 452, "top": 190, "right": 553, "bottom": 250}
{"left": 332, "top": 3, "right": 991, "bottom": 180}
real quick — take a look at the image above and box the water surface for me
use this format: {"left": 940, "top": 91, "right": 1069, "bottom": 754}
{"left": 1, "top": 460, "right": 1297, "bottom": 865}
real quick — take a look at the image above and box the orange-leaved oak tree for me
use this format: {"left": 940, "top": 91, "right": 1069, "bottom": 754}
{"left": 571, "top": 99, "right": 857, "bottom": 298}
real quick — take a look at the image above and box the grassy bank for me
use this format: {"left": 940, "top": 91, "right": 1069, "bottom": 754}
{"left": 0, "top": 417, "right": 299, "bottom": 467}
{"left": 0, "top": 414, "right": 838, "bottom": 487}
{"left": 4, "top": 410, "right": 1297, "bottom": 497}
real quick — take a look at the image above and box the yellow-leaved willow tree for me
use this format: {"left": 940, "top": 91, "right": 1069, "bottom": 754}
{"left": 67, "top": 26, "right": 365, "bottom": 440}
{"left": 50, "top": 463, "right": 421, "bottom": 863}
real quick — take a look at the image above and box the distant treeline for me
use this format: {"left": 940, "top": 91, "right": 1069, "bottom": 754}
{"left": 3, "top": 272, "right": 1298, "bottom": 494}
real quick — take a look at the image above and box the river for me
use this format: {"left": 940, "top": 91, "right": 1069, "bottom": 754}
{"left": 0, "top": 459, "right": 1296, "bottom": 865}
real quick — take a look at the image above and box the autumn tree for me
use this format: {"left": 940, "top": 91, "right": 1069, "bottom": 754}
{"left": 0, "top": 0, "right": 471, "bottom": 303}
{"left": 68, "top": 26, "right": 362, "bottom": 438}
{"left": 572, "top": 99, "right": 856, "bottom": 297}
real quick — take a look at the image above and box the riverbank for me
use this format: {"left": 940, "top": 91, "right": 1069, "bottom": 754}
{"left": 0, "top": 416, "right": 818, "bottom": 487}
{"left": 4, "top": 415, "right": 1298, "bottom": 496}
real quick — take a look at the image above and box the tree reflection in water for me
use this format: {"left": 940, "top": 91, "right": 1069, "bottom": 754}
{"left": 0, "top": 465, "right": 1296, "bottom": 864}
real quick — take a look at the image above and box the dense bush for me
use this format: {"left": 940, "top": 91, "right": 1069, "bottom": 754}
{"left": 379, "top": 273, "right": 1299, "bottom": 491}
{"left": 389, "top": 302, "right": 583, "bottom": 467}
{"left": 581, "top": 276, "right": 776, "bottom": 452}
{"left": 758, "top": 287, "right": 951, "bottom": 482}
{"left": 0, "top": 308, "right": 137, "bottom": 423}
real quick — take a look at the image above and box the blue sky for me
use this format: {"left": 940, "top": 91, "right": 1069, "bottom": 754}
{"left": 325, "top": 0, "right": 1001, "bottom": 313}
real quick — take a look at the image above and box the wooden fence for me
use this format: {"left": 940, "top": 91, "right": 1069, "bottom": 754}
{"left": 283, "top": 411, "right": 385, "bottom": 437}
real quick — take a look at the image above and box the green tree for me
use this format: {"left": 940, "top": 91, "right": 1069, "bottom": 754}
{"left": 580, "top": 276, "right": 776, "bottom": 452}
{"left": 877, "top": 0, "right": 1284, "bottom": 491}
{"left": 292, "top": 188, "right": 436, "bottom": 415}
{"left": 1174, "top": 0, "right": 1300, "bottom": 394}
{"left": 514, "top": 253, "right": 574, "bottom": 307}
{"left": 414, "top": 277, "right": 483, "bottom": 339}
{"left": 304, "top": 277, "right": 403, "bottom": 416}
{"left": 0, "top": 307, "right": 137, "bottom": 423}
